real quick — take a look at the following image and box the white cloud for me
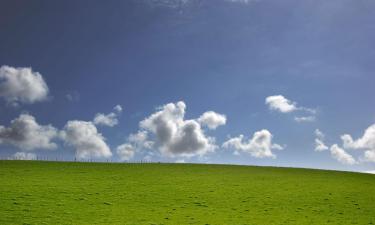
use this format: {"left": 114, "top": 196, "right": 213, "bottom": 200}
{"left": 198, "top": 111, "right": 227, "bottom": 130}
{"left": 265, "top": 95, "right": 298, "bottom": 113}
{"left": 341, "top": 124, "right": 375, "bottom": 150}
{"left": 10, "top": 152, "right": 37, "bottom": 160}
{"left": 223, "top": 129, "right": 283, "bottom": 158}
{"left": 116, "top": 143, "right": 135, "bottom": 161}
{"left": 114, "top": 104, "right": 123, "bottom": 113}
{"left": 128, "top": 131, "right": 154, "bottom": 149}
{"left": 138, "top": 101, "right": 217, "bottom": 158}
{"left": 60, "top": 120, "right": 112, "bottom": 160}
{"left": 265, "top": 95, "right": 317, "bottom": 123}
{"left": 115, "top": 131, "right": 155, "bottom": 161}
{"left": 315, "top": 139, "right": 329, "bottom": 151}
{"left": 315, "top": 129, "right": 325, "bottom": 139}
{"left": 294, "top": 116, "right": 315, "bottom": 123}
{"left": 93, "top": 112, "right": 118, "bottom": 127}
{"left": 0, "top": 65, "right": 49, "bottom": 105}
{"left": 340, "top": 124, "right": 375, "bottom": 162}
{"left": 0, "top": 114, "right": 58, "bottom": 151}
{"left": 93, "top": 105, "right": 122, "bottom": 127}
{"left": 364, "top": 150, "right": 375, "bottom": 163}
{"left": 330, "top": 144, "right": 356, "bottom": 165}
{"left": 314, "top": 129, "right": 328, "bottom": 151}
{"left": 363, "top": 170, "right": 375, "bottom": 174}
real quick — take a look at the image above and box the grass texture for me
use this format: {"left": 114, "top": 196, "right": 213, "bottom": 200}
{"left": 0, "top": 160, "right": 374, "bottom": 225}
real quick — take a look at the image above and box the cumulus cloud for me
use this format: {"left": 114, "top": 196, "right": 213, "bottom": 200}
{"left": 265, "top": 95, "right": 297, "bottom": 113}
{"left": 223, "top": 129, "right": 283, "bottom": 158}
{"left": 314, "top": 129, "right": 328, "bottom": 151}
{"left": 128, "top": 131, "right": 154, "bottom": 149}
{"left": 93, "top": 105, "right": 122, "bottom": 127}
{"left": 0, "top": 65, "right": 49, "bottom": 105}
{"left": 116, "top": 144, "right": 135, "bottom": 161}
{"left": 134, "top": 101, "right": 218, "bottom": 158}
{"left": 198, "top": 111, "right": 227, "bottom": 130}
{"left": 0, "top": 114, "right": 58, "bottom": 151}
{"left": 93, "top": 112, "right": 118, "bottom": 127}
{"left": 10, "top": 152, "right": 37, "bottom": 160}
{"left": 60, "top": 120, "right": 112, "bottom": 160}
{"left": 340, "top": 124, "right": 375, "bottom": 162}
{"left": 115, "top": 131, "right": 154, "bottom": 161}
{"left": 341, "top": 124, "right": 375, "bottom": 150}
{"left": 330, "top": 144, "right": 357, "bottom": 165}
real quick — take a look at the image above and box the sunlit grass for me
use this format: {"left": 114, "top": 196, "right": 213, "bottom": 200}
{"left": 0, "top": 161, "right": 374, "bottom": 225}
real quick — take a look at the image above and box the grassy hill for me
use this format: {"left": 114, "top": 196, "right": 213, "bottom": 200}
{"left": 0, "top": 161, "right": 374, "bottom": 225}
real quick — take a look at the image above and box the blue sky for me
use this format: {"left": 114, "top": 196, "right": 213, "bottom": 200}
{"left": 0, "top": 0, "right": 374, "bottom": 172}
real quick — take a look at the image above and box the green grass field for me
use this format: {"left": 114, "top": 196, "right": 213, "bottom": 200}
{"left": 0, "top": 161, "right": 374, "bottom": 225}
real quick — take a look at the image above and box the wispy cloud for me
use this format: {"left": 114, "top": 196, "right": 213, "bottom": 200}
{"left": 330, "top": 144, "right": 357, "bottom": 165}
{"left": 266, "top": 95, "right": 317, "bottom": 123}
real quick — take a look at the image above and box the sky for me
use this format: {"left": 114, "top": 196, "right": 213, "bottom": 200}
{"left": 0, "top": 0, "right": 374, "bottom": 173}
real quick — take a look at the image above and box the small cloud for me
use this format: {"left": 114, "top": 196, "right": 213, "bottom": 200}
{"left": 340, "top": 123, "right": 375, "bottom": 162}
{"left": 93, "top": 105, "right": 123, "bottom": 127}
{"left": 93, "top": 113, "right": 118, "bottom": 127}
{"left": 198, "top": 111, "right": 227, "bottom": 130}
{"left": 223, "top": 129, "right": 283, "bottom": 158}
{"left": 265, "top": 95, "right": 317, "bottom": 122}
{"left": 314, "top": 129, "right": 328, "bottom": 151}
{"left": 114, "top": 105, "right": 123, "bottom": 113}
{"left": 0, "top": 65, "right": 49, "bottom": 105}
{"left": 330, "top": 144, "right": 356, "bottom": 165}
{"left": 315, "top": 129, "right": 325, "bottom": 139}
{"left": 265, "top": 95, "right": 297, "bottom": 113}
{"left": 315, "top": 139, "right": 329, "bottom": 151}
{"left": 294, "top": 116, "right": 315, "bottom": 123}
